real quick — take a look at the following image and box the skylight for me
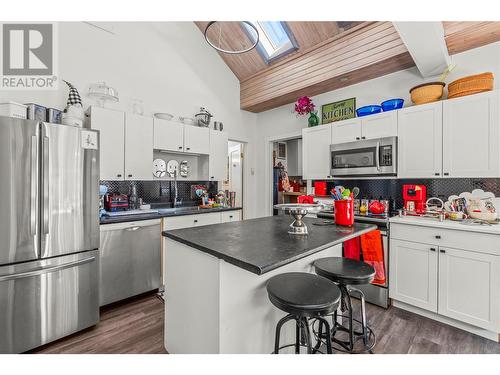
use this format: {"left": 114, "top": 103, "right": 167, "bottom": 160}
{"left": 242, "top": 21, "right": 297, "bottom": 63}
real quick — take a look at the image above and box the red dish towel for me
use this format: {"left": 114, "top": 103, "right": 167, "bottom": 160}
{"left": 344, "top": 237, "right": 360, "bottom": 260}
{"left": 360, "top": 230, "right": 386, "bottom": 285}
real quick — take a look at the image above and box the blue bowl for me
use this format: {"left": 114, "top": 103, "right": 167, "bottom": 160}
{"left": 381, "top": 98, "right": 404, "bottom": 111}
{"left": 356, "top": 105, "right": 382, "bottom": 117}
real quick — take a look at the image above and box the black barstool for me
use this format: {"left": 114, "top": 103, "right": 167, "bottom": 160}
{"left": 313, "top": 257, "right": 376, "bottom": 353}
{"left": 266, "top": 272, "right": 341, "bottom": 354}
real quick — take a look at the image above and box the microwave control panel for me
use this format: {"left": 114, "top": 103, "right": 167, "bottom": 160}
{"left": 380, "top": 145, "right": 393, "bottom": 166}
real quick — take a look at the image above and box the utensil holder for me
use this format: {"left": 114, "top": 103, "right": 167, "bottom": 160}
{"left": 334, "top": 199, "right": 354, "bottom": 226}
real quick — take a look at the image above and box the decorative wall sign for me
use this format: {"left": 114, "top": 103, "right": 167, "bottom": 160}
{"left": 321, "top": 98, "right": 356, "bottom": 124}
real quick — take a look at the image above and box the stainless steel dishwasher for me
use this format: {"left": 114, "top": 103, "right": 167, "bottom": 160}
{"left": 99, "top": 219, "right": 161, "bottom": 306}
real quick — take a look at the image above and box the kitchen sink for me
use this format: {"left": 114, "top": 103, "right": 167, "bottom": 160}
{"left": 156, "top": 206, "right": 202, "bottom": 215}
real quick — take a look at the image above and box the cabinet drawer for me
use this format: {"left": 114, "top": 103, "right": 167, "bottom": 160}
{"left": 390, "top": 223, "right": 500, "bottom": 256}
{"left": 221, "top": 210, "right": 241, "bottom": 223}
{"left": 164, "top": 212, "right": 221, "bottom": 230}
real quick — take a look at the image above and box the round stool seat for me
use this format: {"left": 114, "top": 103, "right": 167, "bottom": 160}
{"left": 314, "top": 257, "right": 375, "bottom": 285}
{"left": 267, "top": 272, "right": 341, "bottom": 317}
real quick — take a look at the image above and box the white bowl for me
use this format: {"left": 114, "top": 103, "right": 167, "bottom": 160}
{"left": 179, "top": 116, "right": 197, "bottom": 125}
{"left": 154, "top": 113, "right": 174, "bottom": 120}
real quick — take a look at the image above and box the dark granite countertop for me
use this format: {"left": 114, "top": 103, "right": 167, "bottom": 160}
{"left": 162, "top": 216, "right": 376, "bottom": 275}
{"left": 100, "top": 206, "right": 242, "bottom": 225}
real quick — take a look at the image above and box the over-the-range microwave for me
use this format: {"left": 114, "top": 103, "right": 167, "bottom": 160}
{"left": 330, "top": 136, "right": 397, "bottom": 177}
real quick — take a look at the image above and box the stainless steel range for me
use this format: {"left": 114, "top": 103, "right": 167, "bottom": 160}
{"left": 317, "top": 210, "right": 390, "bottom": 308}
{"left": 0, "top": 117, "right": 100, "bottom": 353}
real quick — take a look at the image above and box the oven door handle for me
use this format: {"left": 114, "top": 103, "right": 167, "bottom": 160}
{"left": 375, "top": 141, "right": 381, "bottom": 172}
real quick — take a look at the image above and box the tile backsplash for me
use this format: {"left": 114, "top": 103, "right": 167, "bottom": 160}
{"left": 100, "top": 180, "right": 218, "bottom": 207}
{"left": 322, "top": 178, "right": 500, "bottom": 209}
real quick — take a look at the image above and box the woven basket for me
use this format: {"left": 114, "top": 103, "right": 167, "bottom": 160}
{"left": 409, "top": 82, "right": 445, "bottom": 105}
{"left": 448, "top": 72, "right": 494, "bottom": 99}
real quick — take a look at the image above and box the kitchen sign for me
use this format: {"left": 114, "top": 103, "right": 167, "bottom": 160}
{"left": 321, "top": 98, "right": 356, "bottom": 124}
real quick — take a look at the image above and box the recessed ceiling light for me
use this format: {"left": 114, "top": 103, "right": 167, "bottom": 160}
{"left": 339, "top": 77, "right": 349, "bottom": 82}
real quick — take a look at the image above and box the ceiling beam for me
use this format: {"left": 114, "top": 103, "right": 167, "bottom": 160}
{"left": 393, "top": 21, "right": 450, "bottom": 78}
{"left": 240, "top": 22, "right": 414, "bottom": 113}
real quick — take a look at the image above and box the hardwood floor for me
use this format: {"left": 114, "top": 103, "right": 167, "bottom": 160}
{"left": 29, "top": 293, "right": 500, "bottom": 354}
{"left": 29, "top": 293, "right": 167, "bottom": 354}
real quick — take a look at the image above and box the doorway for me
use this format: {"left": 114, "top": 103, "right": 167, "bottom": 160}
{"left": 223, "top": 140, "right": 244, "bottom": 213}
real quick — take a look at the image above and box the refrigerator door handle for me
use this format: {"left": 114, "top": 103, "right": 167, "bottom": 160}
{"left": 42, "top": 136, "right": 49, "bottom": 235}
{"left": 30, "top": 135, "right": 38, "bottom": 236}
{"left": 0, "top": 256, "right": 96, "bottom": 282}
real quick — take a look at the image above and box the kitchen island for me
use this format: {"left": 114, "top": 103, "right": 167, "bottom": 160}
{"left": 162, "top": 216, "right": 376, "bottom": 353}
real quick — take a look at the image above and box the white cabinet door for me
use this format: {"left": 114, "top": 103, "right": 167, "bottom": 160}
{"left": 124, "top": 114, "right": 153, "bottom": 180}
{"left": 361, "top": 110, "right": 397, "bottom": 139}
{"left": 88, "top": 106, "right": 125, "bottom": 180}
{"left": 221, "top": 210, "right": 241, "bottom": 223}
{"left": 331, "top": 118, "right": 361, "bottom": 144}
{"left": 438, "top": 247, "right": 500, "bottom": 331}
{"left": 153, "top": 118, "right": 184, "bottom": 152}
{"left": 389, "top": 239, "right": 438, "bottom": 312}
{"left": 443, "top": 91, "right": 500, "bottom": 177}
{"left": 184, "top": 125, "right": 210, "bottom": 154}
{"left": 209, "top": 130, "right": 228, "bottom": 181}
{"left": 398, "top": 102, "right": 443, "bottom": 178}
{"left": 302, "top": 125, "right": 332, "bottom": 180}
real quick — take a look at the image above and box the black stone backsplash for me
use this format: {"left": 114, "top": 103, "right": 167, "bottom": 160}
{"left": 322, "top": 178, "right": 500, "bottom": 209}
{"left": 100, "top": 180, "right": 218, "bottom": 207}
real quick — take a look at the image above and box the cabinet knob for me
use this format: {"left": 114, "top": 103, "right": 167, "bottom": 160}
{"left": 435, "top": 172, "right": 440, "bottom": 176}
{"left": 211, "top": 176, "right": 215, "bottom": 179}
{"left": 435, "top": 235, "right": 441, "bottom": 239}
{"left": 229, "top": 215, "right": 233, "bottom": 218}
{"left": 128, "top": 174, "right": 132, "bottom": 178}
{"left": 117, "top": 174, "right": 122, "bottom": 177}
{"left": 186, "top": 147, "right": 191, "bottom": 151}
{"left": 444, "top": 172, "right": 449, "bottom": 176}
{"left": 361, "top": 136, "right": 366, "bottom": 140}
{"left": 430, "top": 248, "right": 436, "bottom": 252}
{"left": 194, "top": 219, "right": 198, "bottom": 223}
{"left": 439, "top": 249, "right": 446, "bottom": 253}
{"left": 178, "top": 146, "right": 183, "bottom": 150}
{"left": 356, "top": 137, "right": 360, "bottom": 140}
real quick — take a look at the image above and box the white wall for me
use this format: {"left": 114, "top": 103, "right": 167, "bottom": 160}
{"left": 253, "top": 42, "right": 500, "bottom": 218}
{"left": 0, "top": 22, "right": 258, "bottom": 218}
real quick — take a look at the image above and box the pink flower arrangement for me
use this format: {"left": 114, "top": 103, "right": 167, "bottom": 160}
{"left": 294, "top": 96, "right": 315, "bottom": 116}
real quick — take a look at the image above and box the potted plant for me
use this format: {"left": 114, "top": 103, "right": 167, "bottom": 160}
{"left": 294, "top": 96, "right": 319, "bottom": 127}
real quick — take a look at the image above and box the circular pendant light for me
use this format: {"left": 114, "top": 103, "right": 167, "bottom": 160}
{"left": 204, "top": 21, "right": 259, "bottom": 55}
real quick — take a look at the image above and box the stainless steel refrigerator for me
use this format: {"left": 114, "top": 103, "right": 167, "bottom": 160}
{"left": 0, "top": 116, "right": 100, "bottom": 353}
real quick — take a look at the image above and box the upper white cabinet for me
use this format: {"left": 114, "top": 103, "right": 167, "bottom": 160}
{"left": 302, "top": 125, "right": 332, "bottom": 180}
{"left": 87, "top": 106, "right": 125, "bottom": 180}
{"left": 153, "top": 118, "right": 184, "bottom": 152}
{"left": 389, "top": 239, "right": 438, "bottom": 312}
{"left": 331, "top": 118, "right": 361, "bottom": 144}
{"left": 398, "top": 102, "right": 443, "bottom": 178}
{"left": 361, "top": 111, "right": 398, "bottom": 140}
{"left": 209, "top": 130, "right": 228, "bottom": 181}
{"left": 331, "top": 111, "right": 397, "bottom": 144}
{"left": 442, "top": 91, "right": 500, "bottom": 177}
{"left": 125, "top": 114, "right": 153, "bottom": 180}
{"left": 185, "top": 126, "right": 210, "bottom": 154}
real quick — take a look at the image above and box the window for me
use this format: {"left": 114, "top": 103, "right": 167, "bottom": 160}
{"left": 242, "top": 21, "right": 298, "bottom": 63}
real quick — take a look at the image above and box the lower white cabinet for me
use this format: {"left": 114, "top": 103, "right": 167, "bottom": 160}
{"left": 163, "top": 210, "right": 242, "bottom": 231}
{"left": 390, "top": 223, "right": 500, "bottom": 332}
{"left": 438, "top": 247, "right": 500, "bottom": 330}
{"left": 389, "top": 239, "right": 438, "bottom": 312}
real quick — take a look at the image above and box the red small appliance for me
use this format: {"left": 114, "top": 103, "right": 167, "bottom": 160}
{"left": 105, "top": 194, "right": 129, "bottom": 212}
{"left": 403, "top": 184, "right": 427, "bottom": 214}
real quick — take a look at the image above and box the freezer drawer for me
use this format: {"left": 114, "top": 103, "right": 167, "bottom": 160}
{"left": 0, "top": 250, "right": 99, "bottom": 353}
{"left": 100, "top": 220, "right": 161, "bottom": 306}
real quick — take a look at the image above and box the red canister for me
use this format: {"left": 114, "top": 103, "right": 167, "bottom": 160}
{"left": 334, "top": 199, "right": 355, "bottom": 226}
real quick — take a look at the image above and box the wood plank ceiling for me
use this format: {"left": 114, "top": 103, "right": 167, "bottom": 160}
{"left": 195, "top": 21, "right": 500, "bottom": 113}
